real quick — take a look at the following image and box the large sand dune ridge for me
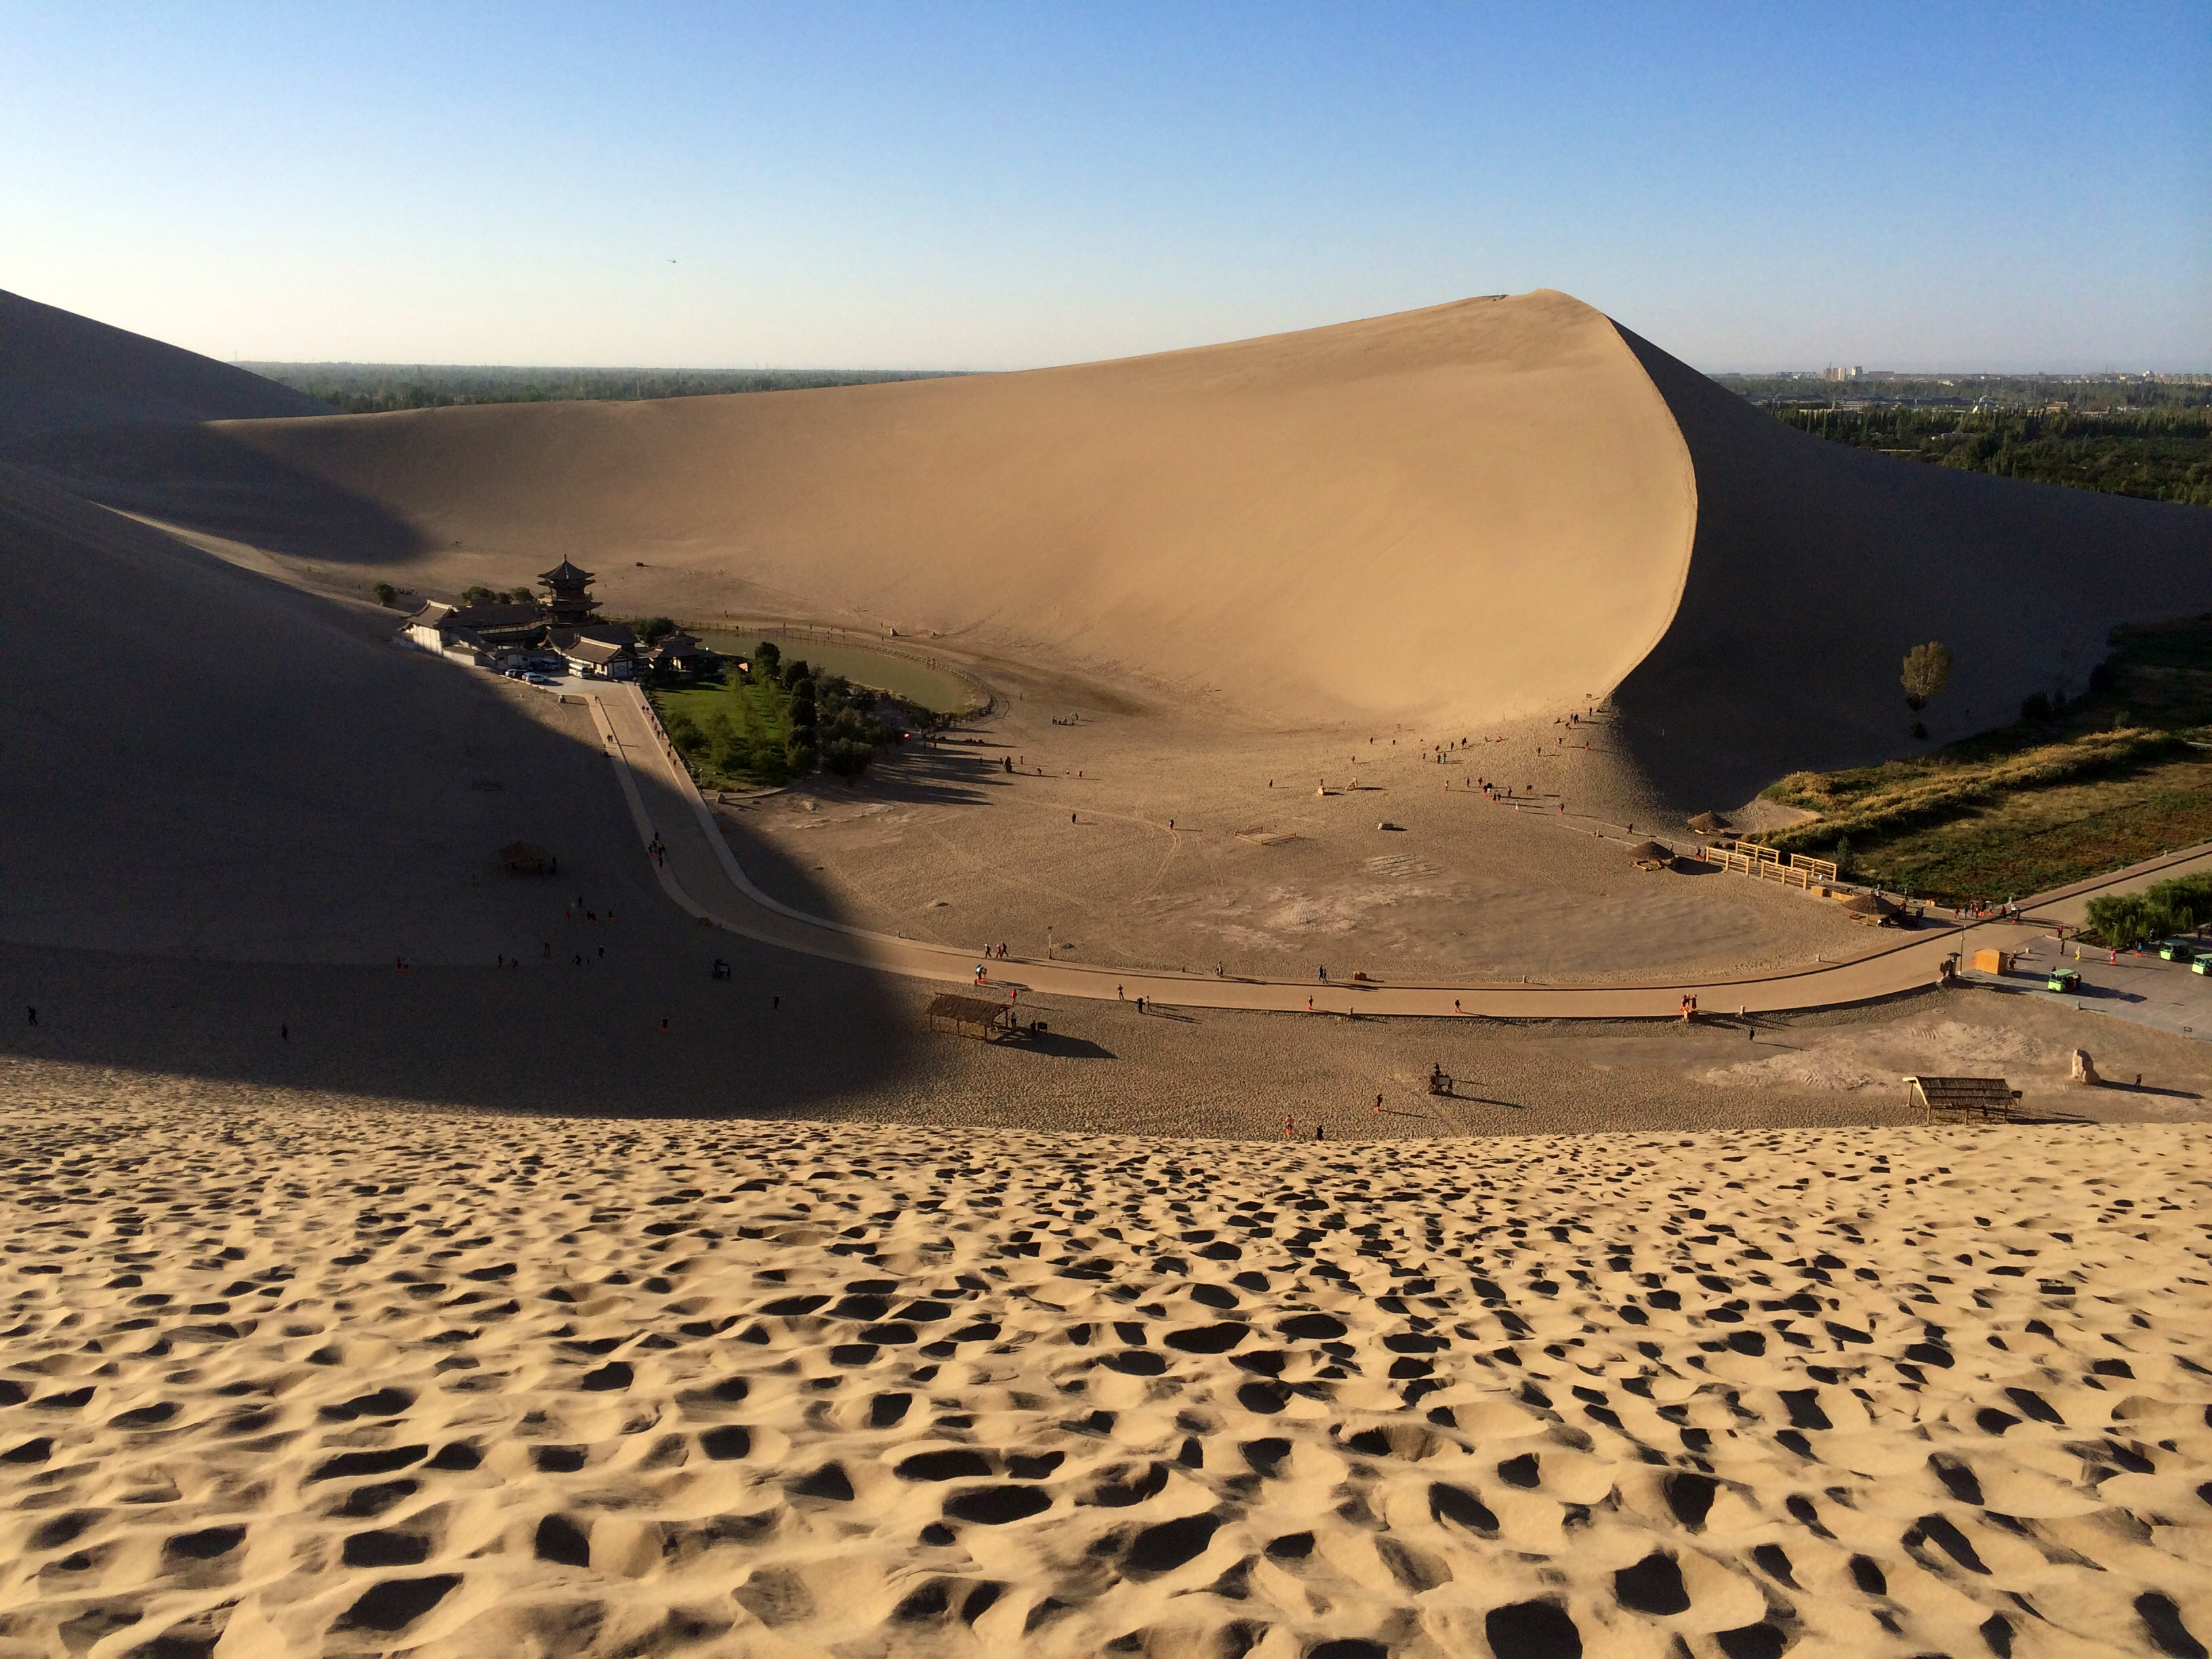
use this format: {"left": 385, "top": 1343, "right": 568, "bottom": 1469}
{"left": 12, "top": 287, "right": 2207, "bottom": 805}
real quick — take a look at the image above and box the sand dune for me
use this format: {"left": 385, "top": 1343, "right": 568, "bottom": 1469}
{"left": 33, "top": 290, "right": 1699, "bottom": 734}
{"left": 0, "top": 462, "right": 655, "bottom": 963}
{"left": 2, "top": 1083, "right": 2205, "bottom": 1658}
{"left": 1612, "top": 331, "right": 2212, "bottom": 804}
{"left": 0, "top": 289, "right": 328, "bottom": 437}
{"left": 12, "top": 288, "right": 2207, "bottom": 806}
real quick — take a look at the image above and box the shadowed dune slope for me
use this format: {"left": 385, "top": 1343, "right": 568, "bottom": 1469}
{"left": 0, "top": 288, "right": 329, "bottom": 436}
{"left": 129, "top": 290, "right": 1703, "bottom": 726}
{"left": 0, "top": 464, "right": 652, "bottom": 963}
{"left": 1611, "top": 326, "right": 2212, "bottom": 806}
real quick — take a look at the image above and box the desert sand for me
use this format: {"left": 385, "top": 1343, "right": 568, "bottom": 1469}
{"left": 3, "top": 1080, "right": 2207, "bottom": 1658}
{"left": 5, "top": 291, "right": 2211, "bottom": 1658}
{"left": 12, "top": 287, "right": 2208, "bottom": 806}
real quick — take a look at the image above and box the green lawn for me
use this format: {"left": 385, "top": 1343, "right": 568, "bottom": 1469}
{"left": 1828, "top": 756, "right": 2212, "bottom": 903}
{"left": 697, "top": 630, "right": 978, "bottom": 716}
{"left": 651, "top": 676, "right": 795, "bottom": 790}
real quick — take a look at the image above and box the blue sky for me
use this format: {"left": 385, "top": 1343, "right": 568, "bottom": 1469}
{"left": 4, "top": 3, "right": 2205, "bottom": 369}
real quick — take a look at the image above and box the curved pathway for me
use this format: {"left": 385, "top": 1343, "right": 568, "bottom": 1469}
{"left": 583, "top": 683, "right": 2212, "bottom": 1019}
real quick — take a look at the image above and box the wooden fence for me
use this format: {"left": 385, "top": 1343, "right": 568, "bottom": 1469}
{"left": 1698, "top": 842, "right": 1835, "bottom": 892}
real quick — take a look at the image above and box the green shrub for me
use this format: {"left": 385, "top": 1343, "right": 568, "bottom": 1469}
{"left": 373, "top": 581, "right": 398, "bottom": 607}
{"left": 2083, "top": 872, "right": 2212, "bottom": 946}
{"left": 823, "top": 738, "right": 874, "bottom": 777}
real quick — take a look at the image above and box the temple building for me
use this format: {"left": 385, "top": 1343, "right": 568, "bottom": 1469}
{"left": 402, "top": 558, "right": 642, "bottom": 680}
{"left": 538, "top": 559, "right": 600, "bottom": 633}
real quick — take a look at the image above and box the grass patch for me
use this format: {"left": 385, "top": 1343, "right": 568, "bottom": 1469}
{"left": 1814, "top": 756, "right": 2212, "bottom": 903}
{"left": 1749, "top": 616, "right": 2212, "bottom": 903}
{"left": 696, "top": 631, "right": 977, "bottom": 716}
{"left": 651, "top": 676, "right": 795, "bottom": 790}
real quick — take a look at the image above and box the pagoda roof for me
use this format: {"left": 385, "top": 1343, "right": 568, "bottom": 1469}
{"left": 539, "top": 558, "right": 596, "bottom": 586}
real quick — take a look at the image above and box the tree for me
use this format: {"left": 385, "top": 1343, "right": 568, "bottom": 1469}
{"left": 635, "top": 616, "right": 678, "bottom": 643}
{"left": 754, "top": 640, "right": 782, "bottom": 679}
{"left": 824, "top": 738, "right": 874, "bottom": 777}
{"left": 372, "top": 581, "right": 398, "bottom": 607}
{"left": 460, "top": 583, "right": 496, "bottom": 605}
{"left": 785, "top": 737, "right": 817, "bottom": 774}
{"left": 1902, "top": 641, "right": 1953, "bottom": 711}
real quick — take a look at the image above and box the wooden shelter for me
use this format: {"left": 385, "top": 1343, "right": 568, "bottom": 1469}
{"left": 1838, "top": 890, "right": 1900, "bottom": 926}
{"left": 1906, "top": 1076, "right": 2020, "bottom": 1124}
{"left": 926, "top": 993, "right": 1015, "bottom": 1041}
{"left": 499, "top": 840, "right": 556, "bottom": 875}
{"left": 1624, "top": 838, "right": 1675, "bottom": 871}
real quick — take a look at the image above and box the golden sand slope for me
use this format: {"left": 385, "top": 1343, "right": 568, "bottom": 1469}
{"left": 4, "top": 1084, "right": 2206, "bottom": 1658}
{"left": 47, "top": 291, "right": 1700, "bottom": 729}
{"left": 20, "top": 287, "right": 2206, "bottom": 804}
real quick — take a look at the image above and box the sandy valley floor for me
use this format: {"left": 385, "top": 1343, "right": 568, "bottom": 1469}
{"left": 723, "top": 661, "right": 1872, "bottom": 989}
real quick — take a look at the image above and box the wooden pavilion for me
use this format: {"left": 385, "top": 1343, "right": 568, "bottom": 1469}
{"left": 499, "top": 840, "right": 556, "bottom": 875}
{"left": 1905, "top": 1076, "right": 2020, "bottom": 1124}
{"left": 926, "top": 994, "right": 1015, "bottom": 1041}
{"left": 1624, "top": 838, "right": 1675, "bottom": 871}
{"left": 1838, "top": 891, "right": 1902, "bottom": 926}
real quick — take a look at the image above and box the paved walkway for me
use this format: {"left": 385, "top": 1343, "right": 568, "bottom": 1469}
{"left": 581, "top": 682, "right": 2212, "bottom": 1021}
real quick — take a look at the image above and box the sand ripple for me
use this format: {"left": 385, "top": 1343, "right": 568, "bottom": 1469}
{"left": 2, "top": 1092, "right": 2208, "bottom": 1657}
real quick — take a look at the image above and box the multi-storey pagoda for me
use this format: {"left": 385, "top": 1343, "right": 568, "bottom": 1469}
{"left": 539, "top": 559, "right": 600, "bottom": 633}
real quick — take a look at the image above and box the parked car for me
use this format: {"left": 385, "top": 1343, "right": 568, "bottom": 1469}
{"left": 2045, "top": 967, "right": 2081, "bottom": 994}
{"left": 504, "top": 666, "right": 526, "bottom": 678}
{"left": 2158, "top": 939, "right": 2199, "bottom": 963}
{"left": 526, "top": 672, "right": 560, "bottom": 687}
{"left": 2196, "top": 958, "right": 2211, "bottom": 977}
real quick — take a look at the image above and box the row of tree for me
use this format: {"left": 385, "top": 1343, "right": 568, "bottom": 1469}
{"left": 1776, "top": 405, "right": 2211, "bottom": 506}
{"left": 2083, "top": 872, "right": 2212, "bottom": 949}
{"left": 244, "top": 364, "right": 964, "bottom": 415}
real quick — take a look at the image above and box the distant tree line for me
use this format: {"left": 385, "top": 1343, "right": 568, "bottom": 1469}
{"left": 1717, "top": 373, "right": 2211, "bottom": 413}
{"left": 1773, "top": 405, "right": 2211, "bottom": 507}
{"left": 240, "top": 363, "right": 968, "bottom": 415}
